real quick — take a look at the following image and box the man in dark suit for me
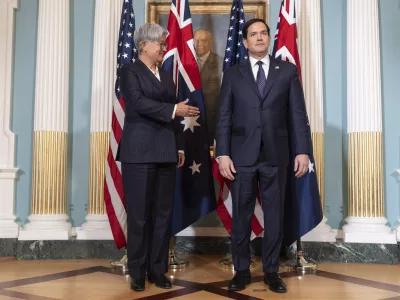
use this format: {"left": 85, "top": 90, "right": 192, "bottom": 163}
{"left": 117, "top": 23, "right": 199, "bottom": 292}
{"left": 194, "top": 29, "right": 223, "bottom": 146}
{"left": 215, "top": 19, "right": 311, "bottom": 293}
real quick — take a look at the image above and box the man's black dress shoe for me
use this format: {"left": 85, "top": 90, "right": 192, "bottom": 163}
{"left": 147, "top": 274, "right": 172, "bottom": 289}
{"left": 228, "top": 270, "right": 251, "bottom": 291}
{"left": 130, "top": 278, "right": 145, "bottom": 291}
{"left": 264, "top": 272, "right": 287, "bottom": 293}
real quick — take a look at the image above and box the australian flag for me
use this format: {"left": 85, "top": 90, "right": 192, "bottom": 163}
{"left": 161, "top": 0, "right": 216, "bottom": 235}
{"left": 272, "top": 0, "right": 323, "bottom": 246}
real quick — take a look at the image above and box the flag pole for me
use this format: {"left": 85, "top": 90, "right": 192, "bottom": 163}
{"left": 168, "top": 236, "right": 189, "bottom": 269}
{"left": 110, "top": 247, "right": 128, "bottom": 274}
{"left": 281, "top": 239, "right": 317, "bottom": 275}
{"left": 271, "top": 0, "right": 322, "bottom": 276}
{"left": 109, "top": 238, "right": 191, "bottom": 273}
{"left": 105, "top": 0, "right": 138, "bottom": 274}
{"left": 218, "top": 237, "right": 235, "bottom": 270}
{"left": 291, "top": 1, "right": 317, "bottom": 274}
{"left": 294, "top": 239, "right": 317, "bottom": 274}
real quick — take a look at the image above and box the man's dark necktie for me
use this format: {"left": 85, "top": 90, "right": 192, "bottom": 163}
{"left": 256, "top": 60, "right": 266, "bottom": 96}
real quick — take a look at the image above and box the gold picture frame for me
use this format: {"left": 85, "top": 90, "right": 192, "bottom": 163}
{"left": 147, "top": 1, "right": 266, "bottom": 24}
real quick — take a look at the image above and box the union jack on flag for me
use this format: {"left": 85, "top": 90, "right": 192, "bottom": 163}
{"left": 161, "top": 0, "right": 216, "bottom": 236}
{"left": 272, "top": 0, "right": 323, "bottom": 247}
{"left": 272, "top": 0, "right": 302, "bottom": 84}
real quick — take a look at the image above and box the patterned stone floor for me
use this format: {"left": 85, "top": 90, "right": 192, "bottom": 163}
{"left": 0, "top": 255, "right": 399, "bottom": 299}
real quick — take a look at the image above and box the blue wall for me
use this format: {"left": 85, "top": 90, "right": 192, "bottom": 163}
{"left": 12, "top": 0, "right": 38, "bottom": 225}
{"left": 11, "top": 0, "right": 400, "bottom": 229}
{"left": 321, "top": 0, "right": 347, "bottom": 228}
{"left": 380, "top": 0, "right": 400, "bottom": 228}
{"left": 67, "top": 0, "right": 96, "bottom": 226}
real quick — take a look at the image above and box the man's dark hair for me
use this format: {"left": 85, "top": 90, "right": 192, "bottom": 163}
{"left": 242, "top": 18, "right": 270, "bottom": 39}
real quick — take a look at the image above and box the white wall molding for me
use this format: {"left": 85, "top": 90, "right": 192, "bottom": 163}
{"left": 301, "top": 216, "right": 338, "bottom": 242}
{"left": 0, "top": 0, "right": 20, "bottom": 238}
{"left": 342, "top": 217, "right": 397, "bottom": 244}
{"left": 18, "top": 214, "right": 72, "bottom": 240}
{"left": 76, "top": 215, "right": 114, "bottom": 240}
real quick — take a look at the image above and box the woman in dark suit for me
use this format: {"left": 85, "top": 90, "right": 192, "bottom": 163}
{"left": 117, "top": 23, "right": 199, "bottom": 292}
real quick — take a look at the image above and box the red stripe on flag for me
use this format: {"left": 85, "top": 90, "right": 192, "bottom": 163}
{"left": 118, "top": 98, "right": 125, "bottom": 110}
{"left": 104, "top": 177, "right": 126, "bottom": 249}
{"left": 251, "top": 212, "right": 264, "bottom": 235}
{"left": 106, "top": 145, "right": 125, "bottom": 208}
{"left": 215, "top": 184, "right": 232, "bottom": 235}
{"left": 285, "top": 0, "right": 291, "bottom": 14}
{"left": 111, "top": 115, "right": 123, "bottom": 145}
{"left": 212, "top": 158, "right": 224, "bottom": 184}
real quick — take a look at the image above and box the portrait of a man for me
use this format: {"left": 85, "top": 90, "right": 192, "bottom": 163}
{"left": 193, "top": 29, "right": 223, "bottom": 146}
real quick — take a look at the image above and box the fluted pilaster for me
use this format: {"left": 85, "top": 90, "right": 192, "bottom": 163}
{"left": 76, "top": 0, "right": 122, "bottom": 240}
{"left": 19, "top": 0, "right": 72, "bottom": 240}
{"left": 0, "top": 0, "right": 19, "bottom": 238}
{"left": 295, "top": 0, "right": 336, "bottom": 242}
{"left": 342, "top": 0, "right": 396, "bottom": 244}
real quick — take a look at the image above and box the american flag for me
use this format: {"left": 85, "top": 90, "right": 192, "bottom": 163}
{"left": 272, "top": 0, "right": 323, "bottom": 246}
{"left": 212, "top": 0, "right": 265, "bottom": 240}
{"left": 104, "top": 0, "right": 138, "bottom": 249}
{"left": 161, "top": 0, "right": 216, "bottom": 235}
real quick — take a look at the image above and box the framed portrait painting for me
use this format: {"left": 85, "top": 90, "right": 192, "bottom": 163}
{"left": 147, "top": 1, "right": 267, "bottom": 59}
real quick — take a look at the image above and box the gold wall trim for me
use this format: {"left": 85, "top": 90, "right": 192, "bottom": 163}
{"left": 147, "top": 1, "right": 266, "bottom": 24}
{"left": 348, "top": 132, "right": 384, "bottom": 218}
{"left": 31, "top": 131, "right": 67, "bottom": 215}
{"left": 312, "top": 132, "right": 324, "bottom": 210}
{"left": 89, "top": 132, "right": 110, "bottom": 215}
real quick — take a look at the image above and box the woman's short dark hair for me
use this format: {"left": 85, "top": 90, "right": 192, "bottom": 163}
{"left": 243, "top": 18, "right": 270, "bottom": 39}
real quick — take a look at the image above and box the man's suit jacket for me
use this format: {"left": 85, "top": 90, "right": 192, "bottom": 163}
{"left": 215, "top": 55, "right": 310, "bottom": 167}
{"left": 199, "top": 52, "right": 222, "bottom": 145}
{"left": 116, "top": 59, "right": 183, "bottom": 164}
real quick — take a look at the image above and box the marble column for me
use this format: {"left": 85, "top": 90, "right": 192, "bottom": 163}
{"left": 295, "top": 0, "right": 336, "bottom": 242}
{"left": 0, "top": 0, "right": 19, "bottom": 238}
{"left": 19, "top": 0, "right": 72, "bottom": 240}
{"left": 342, "top": 0, "right": 396, "bottom": 244}
{"left": 76, "top": 0, "right": 122, "bottom": 240}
